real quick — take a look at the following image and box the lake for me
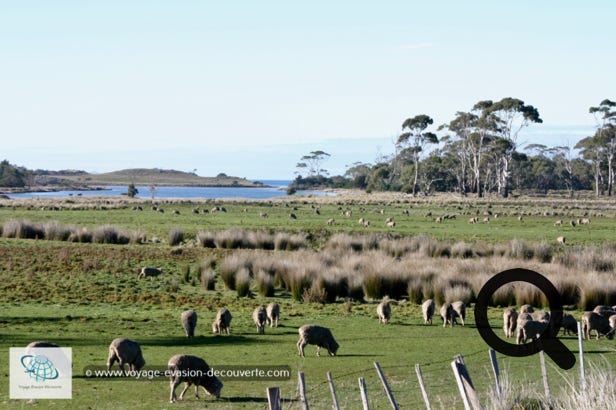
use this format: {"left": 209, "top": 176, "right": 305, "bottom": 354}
{"left": 6, "top": 180, "right": 335, "bottom": 200}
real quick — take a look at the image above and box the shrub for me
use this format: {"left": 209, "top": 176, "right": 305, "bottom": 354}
{"left": 168, "top": 228, "right": 184, "bottom": 246}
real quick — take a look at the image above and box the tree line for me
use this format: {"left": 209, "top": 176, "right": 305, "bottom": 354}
{"left": 291, "top": 98, "right": 616, "bottom": 197}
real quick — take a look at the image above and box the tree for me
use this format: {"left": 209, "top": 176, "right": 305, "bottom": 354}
{"left": 398, "top": 114, "right": 438, "bottom": 196}
{"left": 484, "top": 98, "right": 542, "bottom": 197}
{"left": 296, "top": 150, "right": 331, "bottom": 177}
{"left": 127, "top": 183, "right": 138, "bottom": 198}
{"left": 589, "top": 99, "right": 616, "bottom": 195}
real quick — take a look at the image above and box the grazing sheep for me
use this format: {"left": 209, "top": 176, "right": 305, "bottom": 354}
{"left": 168, "top": 354, "right": 223, "bottom": 402}
{"left": 503, "top": 307, "right": 518, "bottom": 338}
{"left": 516, "top": 317, "right": 547, "bottom": 344}
{"left": 561, "top": 313, "right": 578, "bottom": 336}
{"left": 376, "top": 300, "right": 391, "bottom": 325}
{"left": 610, "top": 315, "right": 616, "bottom": 331}
{"left": 592, "top": 305, "right": 615, "bottom": 318}
{"left": 452, "top": 301, "right": 466, "bottom": 326}
{"left": 297, "top": 325, "right": 339, "bottom": 357}
{"left": 289, "top": 213, "right": 297, "bottom": 219}
{"left": 468, "top": 217, "right": 478, "bottom": 224}
{"left": 266, "top": 302, "right": 280, "bottom": 327}
{"left": 260, "top": 212, "right": 269, "bottom": 218}
{"left": 26, "top": 341, "right": 59, "bottom": 348}
{"left": 554, "top": 219, "right": 563, "bottom": 226}
{"left": 253, "top": 305, "right": 267, "bottom": 334}
{"left": 580, "top": 218, "right": 591, "bottom": 225}
{"left": 106, "top": 338, "right": 146, "bottom": 373}
{"left": 386, "top": 221, "right": 396, "bottom": 228}
{"left": 531, "top": 310, "right": 550, "bottom": 323}
{"left": 520, "top": 304, "right": 534, "bottom": 314}
{"left": 138, "top": 267, "right": 163, "bottom": 279}
{"left": 212, "top": 308, "right": 232, "bottom": 335}
{"left": 582, "top": 311, "right": 615, "bottom": 340}
{"left": 181, "top": 310, "right": 198, "bottom": 338}
{"left": 327, "top": 218, "right": 335, "bottom": 226}
{"left": 440, "top": 302, "right": 455, "bottom": 327}
{"left": 557, "top": 236, "right": 566, "bottom": 245}
{"left": 422, "top": 299, "right": 435, "bottom": 325}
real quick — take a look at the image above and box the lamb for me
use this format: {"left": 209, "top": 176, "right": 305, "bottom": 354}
{"left": 168, "top": 354, "right": 223, "bottom": 402}
{"left": 520, "top": 304, "right": 534, "bottom": 314}
{"left": 581, "top": 311, "right": 615, "bottom": 340}
{"left": 266, "top": 302, "right": 280, "bottom": 327}
{"left": 253, "top": 305, "right": 267, "bottom": 334}
{"left": 440, "top": 302, "right": 455, "bottom": 327}
{"left": 138, "top": 267, "right": 163, "bottom": 279}
{"left": 26, "top": 341, "right": 59, "bottom": 348}
{"left": 297, "top": 325, "right": 339, "bottom": 357}
{"left": 376, "top": 300, "right": 391, "bottom": 325}
{"left": 422, "top": 299, "right": 435, "bottom": 325}
{"left": 106, "top": 338, "right": 146, "bottom": 373}
{"left": 212, "top": 308, "right": 232, "bottom": 335}
{"left": 451, "top": 301, "right": 466, "bottom": 326}
{"left": 561, "top": 313, "right": 578, "bottom": 335}
{"left": 516, "top": 317, "right": 547, "bottom": 344}
{"left": 181, "top": 310, "right": 198, "bottom": 338}
{"left": 503, "top": 307, "right": 518, "bottom": 338}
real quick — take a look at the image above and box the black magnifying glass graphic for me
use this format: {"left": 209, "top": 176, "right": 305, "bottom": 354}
{"left": 474, "top": 268, "right": 576, "bottom": 370}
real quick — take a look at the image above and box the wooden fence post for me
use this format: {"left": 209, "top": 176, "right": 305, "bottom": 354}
{"left": 266, "top": 387, "right": 282, "bottom": 410}
{"left": 358, "top": 377, "right": 370, "bottom": 410}
{"left": 451, "top": 354, "right": 482, "bottom": 410}
{"left": 327, "top": 372, "right": 340, "bottom": 410}
{"left": 488, "top": 349, "right": 502, "bottom": 398}
{"left": 415, "top": 364, "right": 432, "bottom": 410}
{"left": 374, "top": 362, "right": 399, "bottom": 410}
{"left": 298, "top": 371, "right": 309, "bottom": 410}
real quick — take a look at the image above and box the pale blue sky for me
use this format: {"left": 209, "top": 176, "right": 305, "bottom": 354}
{"left": 1, "top": 1, "right": 613, "bottom": 179}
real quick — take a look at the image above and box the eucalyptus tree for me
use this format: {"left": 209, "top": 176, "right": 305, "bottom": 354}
{"left": 296, "top": 150, "right": 331, "bottom": 177}
{"left": 589, "top": 99, "right": 616, "bottom": 195}
{"left": 398, "top": 114, "right": 438, "bottom": 196}
{"left": 484, "top": 98, "right": 542, "bottom": 197}
{"left": 575, "top": 135, "right": 604, "bottom": 196}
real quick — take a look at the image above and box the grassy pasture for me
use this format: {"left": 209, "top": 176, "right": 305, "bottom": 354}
{"left": 1, "top": 193, "right": 616, "bottom": 408}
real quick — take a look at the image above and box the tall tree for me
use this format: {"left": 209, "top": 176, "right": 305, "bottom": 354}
{"left": 398, "top": 114, "right": 438, "bottom": 196}
{"left": 296, "top": 150, "right": 331, "bottom": 177}
{"left": 589, "top": 99, "right": 616, "bottom": 195}
{"left": 485, "top": 98, "right": 542, "bottom": 197}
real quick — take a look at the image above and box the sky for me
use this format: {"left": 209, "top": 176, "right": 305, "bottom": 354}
{"left": 1, "top": 1, "right": 614, "bottom": 180}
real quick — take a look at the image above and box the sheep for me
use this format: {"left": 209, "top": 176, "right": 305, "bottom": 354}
{"left": 561, "top": 313, "right": 578, "bottom": 335}
{"left": 106, "top": 338, "right": 146, "bottom": 373}
{"left": 592, "top": 305, "right": 615, "bottom": 318}
{"left": 26, "top": 341, "right": 59, "bottom": 348}
{"left": 554, "top": 219, "right": 563, "bottom": 226}
{"left": 610, "top": 315, "right": 616, "bottom": 331}
{"left": 451, "top": 301, "right": 466, "bottom": 326}
{"left": 581, "top": 311, "right": 615, "bottom": 340}
{"left": 422, "top": 299, "right": 435, "bottom": 325}
{"left": 580, "top": 218, "right": 591, "bottom": 225}
{"left": 266, "top": 302, "right": 280, "bottom": 327}
{"left": 168, "top": 354, "right": 223, "bottom": 402}
{"left": 557, "top": 236, "right": 566, "bottom": 245}
{"left": 253, "top": 305, "right": 267, "bottom": 334}
{"left": 376, "top": 300, "right": 391, "bottom": 325}
{"left": 327, "top": 218, "right": 335, "bottom": 226}
{"left": 181, "top": 310, "right": 198, "bottom": 338}
{"left": 212, "top": 308, "right": 232, "bottom": 335}
{"left": 531, "top": 310, "right": 550, "bottom": 323}
{"left": 468, "top": 217, "right": 478, "bottom": 224}
{"left": 297, "top": 325, "right": 339, "bottom": 357}
{"left": 520, "top": 304, "right": 534, "bottom": 314}
{"left": 138, "top": 267, "right": 163, "bottom": 279}
{"left": 386, "top": 221, "right": 396, "bottom": 228}
{"left": 503, "top": 307, "right": 518, "bottom": 338}
{"left": 440, "top": 302, "right": 455, "bottom": 327}
{"left": 516, "top": 317, "right": 547, "bottom": 344}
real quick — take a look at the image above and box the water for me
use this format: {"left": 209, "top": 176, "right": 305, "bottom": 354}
{"left": 6, "top": 180, "right": 335, "bottom": 199}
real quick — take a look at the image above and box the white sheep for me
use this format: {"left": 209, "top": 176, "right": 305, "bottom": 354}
{"left": 168, "top": 354, "right": 222, "bottom": 402}
{"left": 376, "top": 300, "right": 391, "bottom": 325}
{"left": 420, "top": 299, "right": 434, "bottom": 325}
{"left": 181, "top": 310, "right": 197, "bottom": 338}
{"left": 516, "top": 317, "right": 547, "bottom": 344}
{"left": 503, "top": 307, "right": 518, "bottom": 338}
{"left": 266, "top": 302, "right": 280, "bottom": 327}
{"left": 531, "top": 310, "right": 550, "bottom": 323}
{"left": 297, "top": 325, "right": 339, "bottom": 357}
{"left": 452, "top": 301, "right": 466, "bottom": 326}
{"left": 253, "top": 305, "right": 267, "bottom": 334}
{"left": 138, "top": 267, "right": 163, "bottom": 279}
{"left": 440, "top": 302, "right": 455, "bottom": 327}
{"left": 212, "top": 308, "right": 232, "bottom": 335}
{"left": 106, "top": 338, "right": 146, "bottom": 373}
{"left": 519, "top": 304, "right": 534, "bottom": 314}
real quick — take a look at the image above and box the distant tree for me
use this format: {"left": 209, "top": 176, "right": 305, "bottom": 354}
{"left": 576, "top": 135, "right": 604, "bottom": 197}
{"left": 589, "top": 99, "right": 616, "bottom": 195}
{"left": 398, "top": 114, "right": 438, "bottom": 196}
{"left": 0, "top": 160, "right": 27, "bottom": 187}
{"left": 296, "top": 150, "right": 331, "bottom": 177}
{"left": 127, "top": 183, "right": 138, "bottom": 198}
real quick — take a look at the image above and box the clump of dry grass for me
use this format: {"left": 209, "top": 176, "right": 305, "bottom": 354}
{"left": 199, "top": 268, "right": 216, "bottom": 291}
{"left": 168, "top": 228, "right": 184, "bottom": 246}
{"left": 235, "top": 267, "right": 251, "bottom": 297}
{"left": 255, "top": 269, "right": 275, "bottom": 297}
{"left": 2, "top": 219, "right": 44, "bottom": 239}
{"left": 196, "top": 231, "right": 216, "bottom": 248}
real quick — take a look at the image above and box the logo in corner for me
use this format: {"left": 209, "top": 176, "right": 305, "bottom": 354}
{"left": 21, "top": 354, "right": 60, "bottom": 382}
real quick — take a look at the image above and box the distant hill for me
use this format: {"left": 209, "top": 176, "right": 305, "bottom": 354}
{"left": 53, "top": 168, "right": 266, "bottom": 187}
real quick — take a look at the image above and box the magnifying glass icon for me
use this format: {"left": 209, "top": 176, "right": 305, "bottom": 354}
{"left": 474, "top": 268, "right": 576, "bottom": 370}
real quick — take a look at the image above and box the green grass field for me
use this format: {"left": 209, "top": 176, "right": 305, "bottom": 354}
{"left": 1, "top": 194, "right": 616, "bottom": 409}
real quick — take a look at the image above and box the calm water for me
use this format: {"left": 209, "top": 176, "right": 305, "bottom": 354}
{"left": 7, "top": 180, "right": 334, "bottom": 199}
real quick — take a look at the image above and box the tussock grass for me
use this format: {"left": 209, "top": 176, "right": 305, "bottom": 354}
{"left": 168, "top": 228, "right": 184, "bottom": 246}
